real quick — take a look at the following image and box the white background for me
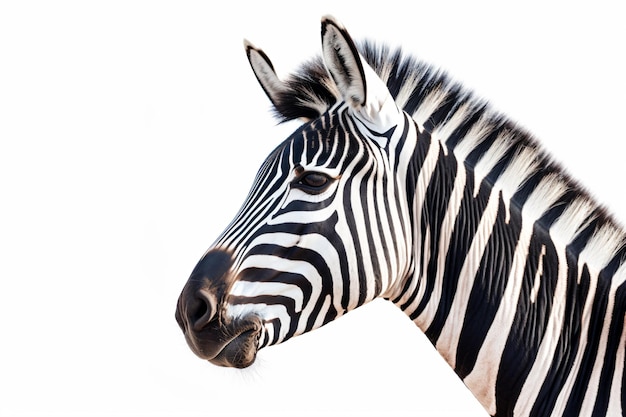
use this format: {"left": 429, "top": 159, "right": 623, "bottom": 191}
{"left": 1, "top": 1, "right": 625, "bottom": 416}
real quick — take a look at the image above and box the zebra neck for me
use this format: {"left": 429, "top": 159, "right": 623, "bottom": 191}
{"left": 387, "top": 123, "right": 626, "bottom": 416}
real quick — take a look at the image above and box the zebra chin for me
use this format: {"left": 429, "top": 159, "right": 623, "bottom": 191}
{"left": 184, "top": 322, "right": 262, "bottom": 368}
{"left": 175, "top": 249, "right": 263, "bottom": 368}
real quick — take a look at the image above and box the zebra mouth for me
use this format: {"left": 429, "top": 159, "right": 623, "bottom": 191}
{"left": 183, "top": 323, "right": 262, "bottom": 369}
{"left": 208, "top": 327, "right": 261, "bottom": 368}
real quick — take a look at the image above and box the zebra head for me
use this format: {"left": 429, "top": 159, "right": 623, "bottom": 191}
{"left": 175, "top": 16, "right": 415, "bottom": 368}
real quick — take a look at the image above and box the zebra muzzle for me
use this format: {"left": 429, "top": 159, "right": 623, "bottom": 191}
{"left": 175, "top": 249, "right": 262, "bottom": 368}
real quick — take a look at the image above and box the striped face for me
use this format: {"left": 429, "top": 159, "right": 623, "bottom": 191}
{"left": 176, "top": 102, "right": 414, "bottom": 367}
{"left": 175, "top": 17, "right": 414, "bottom": 367}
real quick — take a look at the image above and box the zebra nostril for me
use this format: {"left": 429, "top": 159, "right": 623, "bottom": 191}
{"left": 176, "top": 249, "right": 233, "bottom": 343}
{"left": 190, "top": 288, "right": 218, "bottom": 331}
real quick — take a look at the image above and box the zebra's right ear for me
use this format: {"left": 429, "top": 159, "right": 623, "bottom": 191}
{"left": 244, "top": 39, "right": 287, "bottom": 110}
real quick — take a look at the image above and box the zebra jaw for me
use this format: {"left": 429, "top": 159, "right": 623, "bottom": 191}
{"left": 175, "top": 249, "right": 263, "bottom": 368}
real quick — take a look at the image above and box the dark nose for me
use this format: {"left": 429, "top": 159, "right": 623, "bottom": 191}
{"left": 176, "top": 249, "right": 262, "bottom": 367}
{"left": 176, "top": 250, "right": 233, "bottom": 334}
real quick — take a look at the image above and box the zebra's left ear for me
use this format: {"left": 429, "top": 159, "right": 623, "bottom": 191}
{"left": 321, "top": 15, "right": 400, "bottom": 132}
{"left": 244, "top": 39, "right": 287, "bottom": 111}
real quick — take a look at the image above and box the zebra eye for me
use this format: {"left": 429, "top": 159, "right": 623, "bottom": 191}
{"left": 294, "top": 172, "right": 331, "bottom": 194}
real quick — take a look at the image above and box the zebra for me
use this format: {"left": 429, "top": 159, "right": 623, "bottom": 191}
{"left": 175, "top": 15, "right": 626, "bottom": 417}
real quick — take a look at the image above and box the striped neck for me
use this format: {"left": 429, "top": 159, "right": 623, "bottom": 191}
{"left": 385, "top": 109, "right": 626, "bottom": 415}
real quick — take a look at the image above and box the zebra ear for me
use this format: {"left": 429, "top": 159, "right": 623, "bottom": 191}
{"left": 321, "top": 16, "right": 399, "bottom": 131}
{"left": 244, "top": 39, "right": 287, "bottom": 110}
{"left": 320, "top": 16, "right": 366, "bottom": 108}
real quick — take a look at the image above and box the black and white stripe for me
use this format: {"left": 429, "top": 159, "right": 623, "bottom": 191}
{"left": 177, "top": 15, "right": 625, "bottom": 416}
{"left": 215, "top": 104, "right": 416, "bottom": 347}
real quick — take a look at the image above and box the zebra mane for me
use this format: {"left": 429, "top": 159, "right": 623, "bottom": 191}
{"left": 269, "top": 40, "right": 626, "bottom": 276}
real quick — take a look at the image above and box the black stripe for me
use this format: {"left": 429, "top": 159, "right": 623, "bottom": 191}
{"left": 494, "top": 226, "right": 559, "bottom": 414}
{"left": 270, "top": 318, "right": 281, "bottom": 345}
{"left": 238, "top": 260, "right": 313, "bottom": 308}
{"left": 409, "top": 142, "right": 458, "bottom": 320}
{"left": 357, "top": 160, "right": 380, "bottom": 301}
{"left": 562, "top": 268, "right": 611, "bottom": 415}
{"left": 230, "top": 293, "right": 300, "bottom": 321}
{"left": 455, "top": 192, "right": 521, "bottom": 379}
{"left": 592, "top": 282, "right": 625, "bottom": 416}
{"left": 422, "top": 168, "right": 486, "bottom": 342}
{"left": 276, "top": 187, "right": 338, "bottom": 214}
{"left": 305, "top": 290, "right": 329, "bottom": 332}
{"left": 323, "top": 212, "right": 351, "bottom": 315}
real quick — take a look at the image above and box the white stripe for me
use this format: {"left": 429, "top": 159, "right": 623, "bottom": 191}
{"left": 493, "top": 147, "right": 539, "bottom": 223}
{"left": 230, "top": 281, "right": 304, "bottom": 313}
{"left": 549, "top": 198, "right": 596, "bottom": 245}
{"left": 530, "top": 244, "right": 546, "bottom": 304}
{"left": 413, "top": 88, "right": 448, "bottom": 130}
{"left": 451, "top": 114, "right": 492, "bottom": 165}
{"left": 580, "top": 223, "right": 625, "bottom": 273}
{"left": 394, "top": 136, "right": 441, "bottom": 309}
{"left": 434, "top": 187, "right": 500, "bottom": 367}
{"left": 607, "top": 289, "right": 626, "bottom": 415}
{"left": 432, "top": 101, "right": 473, "bottom": 146}
{"left": 394, "top": 72, "right": 420, "bottom": 110}
{"left": 471, "top": 131, "right": 514, "bottom": 197}
{"left": 415, "top": 163, "right": 466, "bottom": 330}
